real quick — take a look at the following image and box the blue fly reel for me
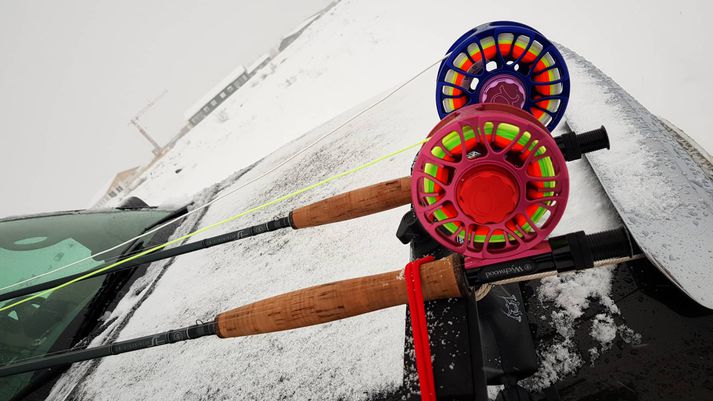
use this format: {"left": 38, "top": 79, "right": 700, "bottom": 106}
{"left": 435, "top": 21, "right": 570, "bottom": 131}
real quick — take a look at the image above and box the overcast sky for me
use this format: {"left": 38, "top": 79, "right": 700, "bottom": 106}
{"left": 0, "top": 0, "right": 331, "bottom": 218}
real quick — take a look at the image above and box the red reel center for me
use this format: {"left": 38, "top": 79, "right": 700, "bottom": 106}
{"left": 457, "top": 165, "right": 519, "bottom": 224}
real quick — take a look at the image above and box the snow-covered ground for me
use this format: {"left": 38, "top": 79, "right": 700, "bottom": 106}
{"left": 44, "top": 1, "right": 709, "bottom": 399}
{"left": 117, "top": 0, "right": 712, "bottom": 209}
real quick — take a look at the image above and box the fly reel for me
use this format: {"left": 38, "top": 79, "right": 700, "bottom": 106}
{"left": 435, "top": 21, "right": 570, "bottom": 131}
{"left": 411, "top": 104, "right": 569, "bottom": 262}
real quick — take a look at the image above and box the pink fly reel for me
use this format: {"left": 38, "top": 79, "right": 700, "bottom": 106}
{"left": 411, "top": 104, "right": 569, "bottom": 264}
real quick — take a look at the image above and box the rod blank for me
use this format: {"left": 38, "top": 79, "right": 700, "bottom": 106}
{"left": 0, "top": 322, "right": 216, "bottom": 377}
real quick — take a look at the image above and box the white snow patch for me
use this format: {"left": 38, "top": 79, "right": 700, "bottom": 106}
{"left": 590, "top": 313, "right": 617, "bottom": 345}
{"left": 538, "top": 267, "right": 618, "bottom": 323}
{"left": 619, "top": 325, "right": 642, "bottom": 346}
{"left": 525, "top": 265, "right": 629, "bottom": 388}
{"left": 525, "top": 339, "right": 583, "bottom": 391}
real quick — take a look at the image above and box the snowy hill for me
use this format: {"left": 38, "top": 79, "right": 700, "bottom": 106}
{"left": 113, "top": 0, "right": 710, "bottom": 209}
{"left": 44, "top": 1, "right": 708, "bottom": 400}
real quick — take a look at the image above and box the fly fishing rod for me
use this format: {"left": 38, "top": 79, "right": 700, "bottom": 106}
{"left": 0, "top": 226, "right": 641, "bottom": 378}
{"left": 0, "top": 104, "right": 608, "bottom": 303}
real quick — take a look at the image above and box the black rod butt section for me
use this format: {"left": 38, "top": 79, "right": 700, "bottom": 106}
{"left": 466, "top": 227, "right": 645, "bottom": 285}
{"left": 586, "top": 227, "right": 640, "bottom": 262}
{"left": 0, "top": 321, "right": 217, "bottom": 378}
{"left": 578, "top": 125, "right": 610, "bottom": 154}
{"left": 555, "top": 125, "right": 610, "bottom": 161}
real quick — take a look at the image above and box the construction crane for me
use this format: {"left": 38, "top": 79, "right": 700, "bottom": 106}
{"left": 129, "top": 90, "right": 168, "bottom": 157}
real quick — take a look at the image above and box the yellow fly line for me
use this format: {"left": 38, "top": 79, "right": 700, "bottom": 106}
{"left": 0, "top": 138, "right": 428, "bottom": 313}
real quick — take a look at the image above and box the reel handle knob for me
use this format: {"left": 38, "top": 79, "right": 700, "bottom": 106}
{"left": 555, "top": 126, "right": 610, "bottom": 161}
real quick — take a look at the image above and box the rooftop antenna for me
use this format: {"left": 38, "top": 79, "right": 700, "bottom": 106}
{"left": 129, "top": 90, "right": 168, "bottom": 156}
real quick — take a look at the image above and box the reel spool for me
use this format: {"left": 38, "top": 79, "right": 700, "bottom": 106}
{"left": 435, "top": 21, "right": 570, "bottom": 131}
{"left": 411, "top": 104, "right": 569, "bottom": 262}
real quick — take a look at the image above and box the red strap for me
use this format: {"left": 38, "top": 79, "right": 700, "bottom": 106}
{"left": 405, "top": 256, "right": 437, "bottom": 401}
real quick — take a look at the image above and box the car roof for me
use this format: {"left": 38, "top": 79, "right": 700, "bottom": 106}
{"left": 0, "top": 207, "right": 175, "bottom": 224}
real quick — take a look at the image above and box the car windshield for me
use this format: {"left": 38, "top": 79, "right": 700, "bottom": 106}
{"left": 0, "top": 209, "right": 173, "bottom": 401}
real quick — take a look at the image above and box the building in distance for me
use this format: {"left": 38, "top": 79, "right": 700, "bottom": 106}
{"left": 93, "top": 166, "right": 140, "bottom": 208}
{"left": 184, "top": 65, "right": 249, "bottom": 127}
{"left": 248, "top": 54, "right": 271, "bottom": 76}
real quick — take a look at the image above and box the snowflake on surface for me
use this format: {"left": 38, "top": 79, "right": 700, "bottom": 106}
{"left": 524, "top": 267, "right": 639, "bottom": 390}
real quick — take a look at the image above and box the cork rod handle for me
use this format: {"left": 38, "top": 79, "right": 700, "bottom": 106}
{"left": 290, "top": 176, "right": 412, "bottom": 229}
{"left": 216, "top": 254, "right": 464, "bottom": 338}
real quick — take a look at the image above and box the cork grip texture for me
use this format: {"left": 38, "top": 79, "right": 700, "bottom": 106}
{"left": 216, "top": 254, "right": 463, "bottom": 338}
{"left": 290, "top": 177, "right": 412, "bottom": 229}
